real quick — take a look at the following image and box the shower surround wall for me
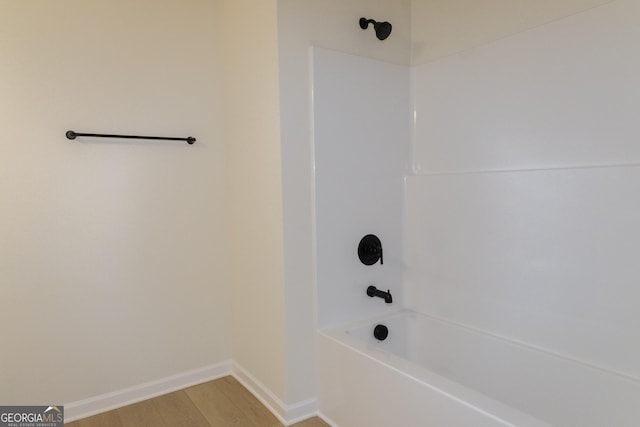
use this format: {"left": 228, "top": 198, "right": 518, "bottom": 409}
{"left": 277, "top": 0, "right": 411, "bottom": 411}
{"left": 406, "top": 0, "right": 640, "bottom": 385}
{"left": 313, "top": 48, "right": 410, "bottom": 329}
{"left": 317, "top": 1, "right": 640, "bottom": 424}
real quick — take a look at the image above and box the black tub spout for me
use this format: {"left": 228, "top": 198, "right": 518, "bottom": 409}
{"left": 367, "top": 285, "right": 392, "bottom": 304}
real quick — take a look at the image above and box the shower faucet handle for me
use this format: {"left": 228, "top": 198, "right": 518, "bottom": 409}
{"left": 358, "top": 234, "right": 383, "bottom": 265}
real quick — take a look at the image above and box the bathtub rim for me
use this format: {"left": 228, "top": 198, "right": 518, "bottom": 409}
{"left": 320, "top": 309, "right": 552, "bottom": 427}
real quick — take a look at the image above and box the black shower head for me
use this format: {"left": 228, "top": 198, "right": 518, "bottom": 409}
{"left": 359, "top": 17, "right": 392, "bottom": 41}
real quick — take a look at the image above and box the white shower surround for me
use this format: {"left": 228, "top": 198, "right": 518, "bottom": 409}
{"left": 312, "top": 47, "right": 411, "bottom": 330}
{"left": 313, "top": 1, "right": 640, "bottom": 424}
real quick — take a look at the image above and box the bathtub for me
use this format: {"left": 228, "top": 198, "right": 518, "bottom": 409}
{"left": 317, "top": 310, "right": 640, "bottom": 427}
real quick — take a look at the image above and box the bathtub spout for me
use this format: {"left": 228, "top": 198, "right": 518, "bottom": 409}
{"left": 367, "top": 285, "right": 392, "bottom": 303}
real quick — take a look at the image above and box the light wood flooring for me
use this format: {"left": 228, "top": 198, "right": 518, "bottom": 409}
{"left": 65, "top": 376, "right": 329, "bottom": 427}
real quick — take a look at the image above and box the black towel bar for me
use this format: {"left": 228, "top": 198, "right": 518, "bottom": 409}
{"left": 66, "top": 130, "right": 195, "bottom": 145}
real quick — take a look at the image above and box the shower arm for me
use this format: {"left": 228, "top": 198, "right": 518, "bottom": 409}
{"left": 359, "top": 18, "right": 377, "bottom": 28}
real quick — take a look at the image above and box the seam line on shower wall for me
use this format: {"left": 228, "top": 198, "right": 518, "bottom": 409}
{"left": 408, "top": 161, "right": 640, "bottom": 177}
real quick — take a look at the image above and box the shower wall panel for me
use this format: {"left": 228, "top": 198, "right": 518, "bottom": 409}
{"left": 406, "top": 0, "right": 640, "bottom": 382}
{"left": 412, "top": 0, "right": 640, "bottom": 173}
{"left": 404, "top": 167, "right": 640, "bottom": 380}
{"left": 312, "top": 47, "right": 410, "bottom": 329}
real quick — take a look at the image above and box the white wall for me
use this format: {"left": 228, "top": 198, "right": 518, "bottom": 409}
{"left": 0, "top": 0, "right": 230, "bottom": 404}
{"left": 407, "top": 0, "right": 640, "bottom": 381}
{"left": 410, "top": 0, "right": 613, "bottom": 64}
{"left": 278, "top": 0, "right": 411, "bottom": 403}
{"left": 217, "top": 0, "right": 289, "bottom": 405}
{"left": 313, "top": 48, "right": 411, "bottom": 329}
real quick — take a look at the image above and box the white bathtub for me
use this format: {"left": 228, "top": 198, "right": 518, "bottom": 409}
{"left": 317, "top": 310, "right": 640, "bottom": 427}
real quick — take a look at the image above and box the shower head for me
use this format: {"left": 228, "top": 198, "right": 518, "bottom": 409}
{"left": 359, "top": 17, "right": 392, "bottom": 41}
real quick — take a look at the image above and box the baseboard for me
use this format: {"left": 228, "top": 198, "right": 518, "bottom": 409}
{"left": 231, "top": 362, "right": 318, "bottom": 426}
{"left": 64, "top": 360, "right": 318, "bottom": 426}
{"left": 64, "top": 360, "right": 233, "bottom": 422}
{"left": 317, "top": 412, "right": 340, "bottom": 427}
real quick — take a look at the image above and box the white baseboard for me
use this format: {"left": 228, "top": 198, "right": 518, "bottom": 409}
{"left": 64, "top": 360, "right": 233, "bottom": 422}
{"left": 64, "top": 360, "right": 318, "bottom": 426}
{"left": 317, "top": 413, "right": 340, "bottom": 427}
{"left": 231, "top": 362, "right": 318, "bottom": 426}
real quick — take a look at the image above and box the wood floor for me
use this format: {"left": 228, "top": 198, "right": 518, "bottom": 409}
{"left": 65, "top": 376, "right": 329, "bottom": 427}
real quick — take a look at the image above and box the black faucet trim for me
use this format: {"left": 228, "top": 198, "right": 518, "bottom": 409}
{"left": 358, "top": 234, "right": 383, "bottom": 265}
{"left": 367, "top": 285, "right": 392, "bottom": 304}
